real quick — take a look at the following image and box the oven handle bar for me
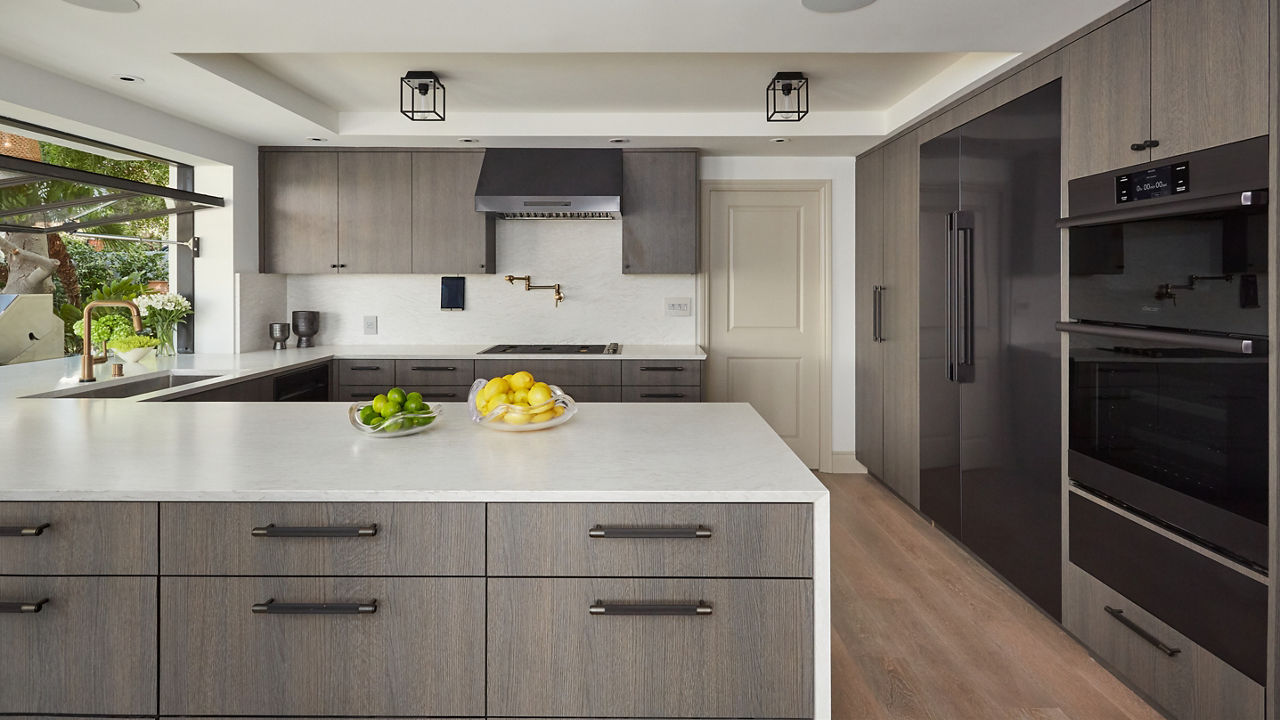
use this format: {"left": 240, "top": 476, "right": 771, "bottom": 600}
{"left": 1054, "top": 321, "right": 1255, "bottom": 354}
{"left": 1057, "top": 190, "right": 1267, "bottom": 229}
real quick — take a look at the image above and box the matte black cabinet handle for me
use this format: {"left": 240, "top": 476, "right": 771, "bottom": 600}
{"left": 252, "top": 598, "right": 377, "bottom": 615}
{"left": 0, "top": 598, "right": 49, "bottom": 614}
{"left": 350, "top": 393, "right": 377, "bottom": 399}
{"left": 420, "top": 393, "right": 457, "bottom": 399}
{"left": 1104, "top": 606, "right": 1181, "bottom": 657}
{"left": 639, "top": 366, "right": 685, "bottom": 372}
{"left": 1131, "top": 139, "right": 1160, "bottom": 151}
{"left": 251, "top": 524, "right": 378, "bottom": 538}
{"left": 0, "top": 523, "right": 50, "bottom": 537}
{"left": 588, "top": 525, "right": 712, "bottom": 539}
{"left": 590, "top": 601, "right": 712, "bottom": 616}
{"left": 640, "top": 393, "right": 686, "bottom": 399}
{"left": 410, "top": 366, "right": 456, "bottom": 371}
{"left": 347, "top": 365, "right": 382, "bottom": 371}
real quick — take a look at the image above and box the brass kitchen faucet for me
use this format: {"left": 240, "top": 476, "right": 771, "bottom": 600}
{"left": 504, "top": 275, "right": 564, "bottom": 307}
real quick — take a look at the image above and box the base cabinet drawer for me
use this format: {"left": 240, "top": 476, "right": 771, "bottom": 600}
{"left": 395, "top": 358, "right": 474, "bottom": 385}
{"left": 403, "top": 385, "right": 472, "bottom": 402}
{"left": 1064, "top": 563, "right": 1263, "bottom": 720}
{"left": 622, "top": 359, "right": 701, "bottom": 386}
{"left": 489, "top": 502, "right": 813, "bottom": 577}
{"left": 621, "top": 385, "right": 701, "bottom": 402}
{"left": 0, "top": 502, "right": 157, "bottom": 574}
{"left": 488, "top": 577, "right": 813, "bottom": 718}
{"left": 0, "top": 577, "right": 157, "bottom": 716}
{"left": 160, "top": 502, "right": 485, "bottom": 575}
{"left": 160, "top": 577, "right": 485, "bottom": 717}
{"left": 476, "top": 359, "right": 621, "bottom": 386}
{"left": 336, "top": 359, "right": 395, "bottom": 386}
{"left": 559, "top": 384, "right": 622, "bottom": 402}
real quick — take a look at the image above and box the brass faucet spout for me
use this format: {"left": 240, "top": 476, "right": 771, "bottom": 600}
{"left": 80, "top": 300, "right": 143, "bottom": 383}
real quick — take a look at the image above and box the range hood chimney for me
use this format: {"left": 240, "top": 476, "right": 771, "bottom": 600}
{"left": 475, "top": 148, "right": 622, "bottom": 219}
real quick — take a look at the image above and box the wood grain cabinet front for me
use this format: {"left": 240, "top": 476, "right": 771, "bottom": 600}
{"left": 488, "top": 577, "right": 814, "bottom": 718}
{"left": 394, "top": 358, "right": 475, "bottom": 386}
{"left": 621, "top": 359, "right": 701, "bottom": 387}
{"left": 336, "top": 359, "right": 396, "bottom": 386}
{"left": 620, "top": 385, "right": 701, "bottom": 402}
{"left": 0, "top": 502, "right": 157, "bottom": 574}
{"left": 160, "top": 576, "right": 485, "bottom": 717}
{"left": 0, "top": 576, "right": 157, "bottom": 716}
{"left": 488, "top": 502, "right": 813, "bottom": 577}
{"left": 159, "top": 502, "right": 485, "bottom": 576}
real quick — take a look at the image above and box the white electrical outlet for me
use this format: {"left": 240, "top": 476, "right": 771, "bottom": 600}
{"left": 665, "top": 297, "right": 692, "bottom": 317}
{"left": 363, "top": 315, "right": 378, "bottom": 335}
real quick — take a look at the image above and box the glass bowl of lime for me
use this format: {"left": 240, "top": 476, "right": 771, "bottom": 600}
{"left": 348, "top": 389, "right": 442, "bottom": 437}
{"left": 467, "top": 377, "right": 577, "bottom": 432}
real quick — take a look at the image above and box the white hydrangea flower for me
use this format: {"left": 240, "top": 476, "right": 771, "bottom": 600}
{"left": 134, "top": 293, "right": 193, "bottom": 317}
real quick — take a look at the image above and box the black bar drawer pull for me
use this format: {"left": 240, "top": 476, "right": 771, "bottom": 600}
{"left": 0, "top": 598, "right": 49, "bottom": 614}
{"left": 588, "top": 525, "right": 712, "bottom": 539}
{"left": 421, "top": 392, "right": 457, "bottom": 399}
{"left": 590, "top": 601, "right": 712, "bottom": 616}
{"left": 640, "top": 393, "right": 686, "bottom": 399}
{"left": 252, "top": 598, "right": 377, "bottom": 615}
{"left": 639, "top": 366, "right": 685, "bottom": 372}
{"left": 350, "top": 393, "right": 376, "bottom": 399}
{"left": 251, "top": 523, "right": 378, "bottom": 538}
{"left": 1104, "top": 606, "right": 1182, "bottom": 657}
{"left": 410, "top": 366, "right": 456, "bottom": 371}
{"left": 348, "top": 365, "right": 382, "bottom": 371}
{"left": 0, "top": 523, "right": 50, "bottom": 537}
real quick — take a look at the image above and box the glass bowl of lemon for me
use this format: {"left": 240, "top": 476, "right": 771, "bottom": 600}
{"left": 467, "top": 371, "right": 577, "bottom": 432}
{"left": 349, "top": 388, "right": 443, "bottom": 437}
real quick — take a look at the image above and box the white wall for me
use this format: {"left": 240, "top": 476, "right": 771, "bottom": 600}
{"left": 699, "top": 156, "right": 858, "bottom": 456}
{"left": 285, "top": 220, "right": 697, "bottom": 346}
{"left": 0, "top": 53, "right": 257, "bottom": 354}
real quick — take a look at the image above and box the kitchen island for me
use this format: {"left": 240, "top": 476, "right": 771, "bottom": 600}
{"left": 0, "top": 349, "right": 829, "bottom": 719}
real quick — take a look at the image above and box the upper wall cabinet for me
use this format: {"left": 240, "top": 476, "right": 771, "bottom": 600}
{"left": 412, "top": 151, "right": 495, "bottom": 274}
{"left": 1065, "top": 0, "right": 1268, "bottom": 179}
{"left": 338, "top": 152, "right": 413, "bottom": 273}
{"left": 622, "top": 150, "right": 698, "bottom": 274}
{"left": 261, "top": 151, "right": 338, "bottom": 274}
{"left": 261, "top": 149, "right": 494, "bottom": 274}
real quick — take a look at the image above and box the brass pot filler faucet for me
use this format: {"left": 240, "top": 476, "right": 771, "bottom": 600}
{"left": 504, "top": 275, "right": 564, "bottom": 307}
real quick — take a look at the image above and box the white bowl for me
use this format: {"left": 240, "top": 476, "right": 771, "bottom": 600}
{"left": 116, "top": 347, "right": 156, "bottom": 363}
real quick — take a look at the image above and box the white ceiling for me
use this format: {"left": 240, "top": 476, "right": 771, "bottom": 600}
{"left": 0, "top": 0, "right": 1128, "bottom": 157}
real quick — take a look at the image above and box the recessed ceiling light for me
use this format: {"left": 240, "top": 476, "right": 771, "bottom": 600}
{"left": 457, "top": 137, "right": 480, "bottom": 144}
{"left": 305, "top": 137, "right": 329, "bottom": 143}
{"left": 112, "top": 74, "right": 144, "bottom": 83}
{"left": 770, "top": 137, "right": 791, "bottom": 144}
{"left": 63, "top": 0, "right": 141, "bottom": 12}
{"left": 608, "top": 138, "right": 631, "bottom": 144}
{"left": 801, "top": 0, "right": 877, "bottom": 11}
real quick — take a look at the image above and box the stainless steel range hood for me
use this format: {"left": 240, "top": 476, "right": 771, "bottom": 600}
{"left": 474, "top": 148, "right": 621, "bottom": 219}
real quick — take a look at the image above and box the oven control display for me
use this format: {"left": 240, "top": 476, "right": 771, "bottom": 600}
{"left": 1116, "top": 161, "right": 1190, "bottom": 203}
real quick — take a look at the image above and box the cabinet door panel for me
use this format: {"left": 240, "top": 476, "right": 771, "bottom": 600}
{"left": 488, "top": 578, "right": 813, "bottom": 718}
{"left": 0, "top": 577, "right": 156, "bottom": 716}
{"left": 412, "top": 151, "right": 495, "bottom": 274}
{"left": 262, "top": 152, "right": 338, "bottom": 274}
{"left": 882, "top": 133, "right": 921, "bottom": 507}
{"left": 160, "top": 577, "right": 485, "bottom": 717}
{"left": 622, "top": 150, "right": 698, "bottom": 274}
{"left": 1065, "top": 5, "right": 1152, "bottom": 179}
{"left": 1151, "top": 0, "right": 1269, "bottom": 159}
{"left": 337, "top": 152, "right": 412, "bottom": 273}
{"left": 854, "top": 149, "right": 885, "bottom": 479}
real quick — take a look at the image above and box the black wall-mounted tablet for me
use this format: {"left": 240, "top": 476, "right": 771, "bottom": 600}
{"left": 441, "top": 276, "right": 465, "bottom": 311}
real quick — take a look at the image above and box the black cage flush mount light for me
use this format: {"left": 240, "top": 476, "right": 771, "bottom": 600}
{"left": 766, "top": 72, "right": 808, "bottom": 122}
{"left": 401, "top": 71, "right": 446, "bottom": 121}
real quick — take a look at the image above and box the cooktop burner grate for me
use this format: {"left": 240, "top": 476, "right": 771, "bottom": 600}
{"left": 479, "top": 343, "right": 619, "bottom": 354}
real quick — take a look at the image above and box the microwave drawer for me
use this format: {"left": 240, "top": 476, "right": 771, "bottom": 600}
{"left": 1068, "top": 492, "right": 1266, "bottom": 683}
{"left": 487, "top": 577, "right": 813, "bottom": 719}
{"left": 1064, "top": 563, "right": 1263, "bottom": 720}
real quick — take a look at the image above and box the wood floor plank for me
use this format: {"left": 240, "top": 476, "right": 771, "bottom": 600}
{"left": 820, "top": 473, "right": 1165, "bottom": 720}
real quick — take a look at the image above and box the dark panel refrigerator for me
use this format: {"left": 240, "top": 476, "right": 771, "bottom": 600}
{"left": 918, "top": 81, "right": 1063, "bottom": 618}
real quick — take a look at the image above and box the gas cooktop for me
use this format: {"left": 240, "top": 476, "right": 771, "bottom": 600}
{"left": 479, "top": 343, "right": 619, "bottom": 355}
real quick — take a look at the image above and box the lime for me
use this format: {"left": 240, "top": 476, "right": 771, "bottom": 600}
{"left": 406, "top": 391, "right": 423, "bottom": 405}
{"left": 381, "top": 401, "right": 402, "bottom": 419}
{"left": 387, "top": 387, "right": 407, "bottom": 405}
{"left": 403, "top": 397, "right": 425, "bottom": 414}
{"left": 371, "top": 394, "right": 389, "bottom": 414}
{"left": 359, "top": 405, "right": 379, "bottom": 425}
{"left": 381, "top": 419, "right": 403, "bottom": 433}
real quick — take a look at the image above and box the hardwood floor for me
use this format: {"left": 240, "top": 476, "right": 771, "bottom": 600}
{"left": 819, "top": 473, "right": 1164, "bottom": 720}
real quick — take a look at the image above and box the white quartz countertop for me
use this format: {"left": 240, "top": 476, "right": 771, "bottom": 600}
{"left": 0, "top": 345, "right": 826, "bottom": 503}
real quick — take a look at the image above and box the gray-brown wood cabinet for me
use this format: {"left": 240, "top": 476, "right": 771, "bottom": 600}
{"left": 412, "top": 151, "right": 495, "bottom": 274}
{"left": 855, "top": 134, "right": 920, "bottom": 506}
{"left": 622, "top": 149, "right": 699, "bottom": 274}
{"left": 338, "top": 151, "right": 413, "bottom": 273}
{"left": 1065, "top": 0, "right": 1269, "bottom": 180}
{"left": 261, "top": 151, "right": 338, "bottom": 274}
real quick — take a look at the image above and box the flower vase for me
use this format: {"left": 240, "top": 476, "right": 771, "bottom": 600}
{"left": 153, "top": 320, "right": 177, "bottom": 356}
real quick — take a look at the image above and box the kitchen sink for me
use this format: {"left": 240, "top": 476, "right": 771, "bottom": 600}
{"left": 30, "top": 372, "right": 223, "bottom": 399}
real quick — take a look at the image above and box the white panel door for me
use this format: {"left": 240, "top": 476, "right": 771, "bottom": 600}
{"left": 706, "top": 185, "right": 826, "bottom": 467}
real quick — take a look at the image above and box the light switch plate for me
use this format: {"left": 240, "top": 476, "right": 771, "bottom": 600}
{"left": 363, "top": 315, "right": 378, "bottom": 335}
{"left": 665, "top": 297, "right": 692, "bottom": 317}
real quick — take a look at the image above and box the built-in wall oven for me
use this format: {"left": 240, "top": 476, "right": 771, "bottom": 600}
{"left": 1058, "top": 136, "right": 1270, "bottom": 572}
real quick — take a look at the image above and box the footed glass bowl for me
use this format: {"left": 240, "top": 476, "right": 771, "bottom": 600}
{"left": 348, "top": 402, "right": 442, "bottom": 438}
{"left": 467, "top": 378, "right": 577, "bottom": 432}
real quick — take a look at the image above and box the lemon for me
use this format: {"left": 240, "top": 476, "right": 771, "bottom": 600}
{"left": 502, "top": 411, "right": 532, "bottom": 425}
{"left": 527, "top": 383, "right": 552, "bottom": 406}
{"left": 510, "top": 370, "right": 535, "bottom": 391}
{"left": 532, "top": 410, "right": 555, "bottom": 423}
{"left": 484, "top": 377, "right": 511, "bottom": 396}
{"left": 511, "top": 388, "right": 529, "bottom": 404}
{"left": 553, "top": 405, "right": 565, "bottom": 417}
{"left": 475, "top": 394, "right": 487, "bottom": 411}
{"left": 483, "top": 396, "right": 508, "bottom": 416}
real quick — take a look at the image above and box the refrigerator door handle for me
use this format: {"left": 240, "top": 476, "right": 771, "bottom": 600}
{"left": 871, "top": 286, "right": 879, "bottom": 342}
{"left": 945, "top": 212, "right": 957, "bottom": 381}
{"left": 877, "top": 286, "right": 886, "bottom": 343}
{"left": 955, "top": 210, "right": 976, "bottom": 383}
